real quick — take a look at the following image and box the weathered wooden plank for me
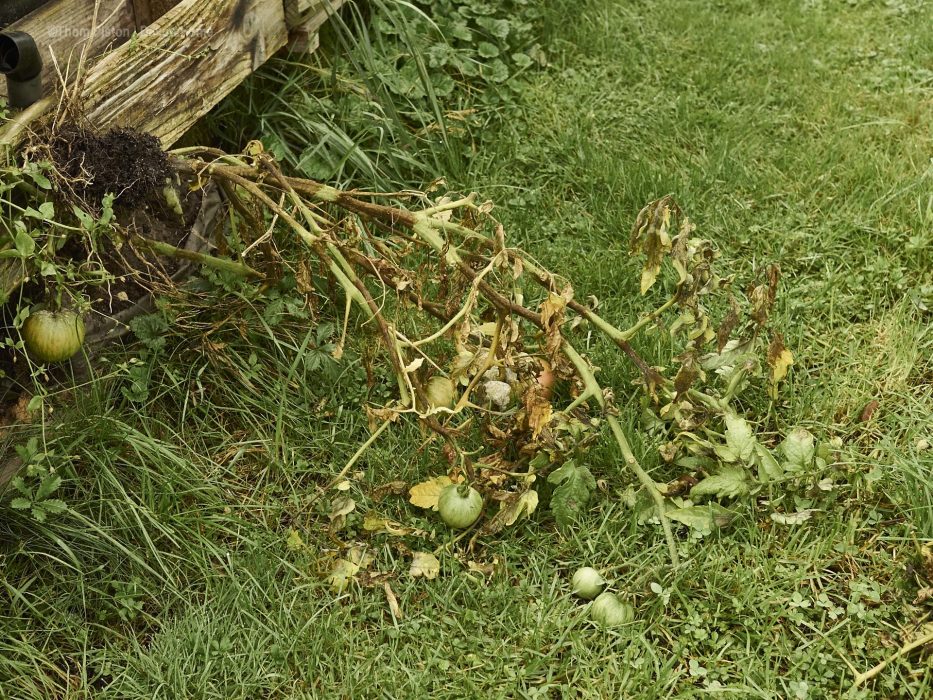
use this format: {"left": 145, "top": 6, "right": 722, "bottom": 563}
{"left": 0, "top": 0, "right": 135, "bottom": 101}
{"left": 129, "top": 0, "right": 184, "bottom": 27}
{"left": 81, "top": 0, "right": 289, "bottom": 146}
{"left": 284, "top": 0, "right": 342, "bottom": 29}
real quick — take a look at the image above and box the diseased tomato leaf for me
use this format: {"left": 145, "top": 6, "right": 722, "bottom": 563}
{"left": 547, "top": 459, "right": 596, "bottom": 527}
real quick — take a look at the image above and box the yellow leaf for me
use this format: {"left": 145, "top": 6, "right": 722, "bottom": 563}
{"left": 768, "top": 334, "right": 794, "bottom": 399}
{"left": 363, "top": 512, "right": 415, "bottom": 536}
{"left": 408, "top": 475, "right": 455, "bottom": 510}
{"left": 502, "top": 490, "right": 539, "bottom": 527}
{"left": 326, "top": 558, "right": 359, "bottom": 592}
{"left": 409, "top": 551, "right": 440, "bottom": 580}
{"left": 771, "top": 348, "right": 793, "bottom": 383}
{"left": 286, "top": 529, "right": 304, "bottom": 551}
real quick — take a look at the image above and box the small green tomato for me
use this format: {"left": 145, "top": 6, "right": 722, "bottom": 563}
{"left": 22, "top": 309, "right": 86, "bottom": 363}
{"left": 437, "top": 483, "right": 482, "bottom": 529}
{"left": 426, "top": 376, "right": 456, "bottom": 409}
{"left": 571, "top": 567, "right": 606, "bottom": 600}
{"left": 590, "top": 592, "right": 633, "bottom": 627}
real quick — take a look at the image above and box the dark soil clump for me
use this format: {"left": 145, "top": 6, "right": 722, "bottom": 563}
{"left": 47, "top": 126, "right": 171, "bottom": 208}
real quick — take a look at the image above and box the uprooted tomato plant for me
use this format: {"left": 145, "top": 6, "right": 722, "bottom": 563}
{"left": 1, "top": 120, "right": 842, "bottom": 573}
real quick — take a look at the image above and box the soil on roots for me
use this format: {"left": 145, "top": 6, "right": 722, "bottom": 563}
{"left": 46, "top": 126, "right": 172, "bottom": 208}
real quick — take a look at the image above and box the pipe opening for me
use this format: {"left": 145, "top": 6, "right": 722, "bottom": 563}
{"left": 0, "top": 31, "right": 42, "bottom": 108}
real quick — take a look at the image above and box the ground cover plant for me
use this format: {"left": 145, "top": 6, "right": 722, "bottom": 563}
{"left": 1, "top": 0, "right": 932, "bottom": 698}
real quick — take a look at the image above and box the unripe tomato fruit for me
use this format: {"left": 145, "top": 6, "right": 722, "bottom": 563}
{"left": 22, "top": 310, "right": 85, "bottom": 363}
{"left": 438, "top": 483, "right": 482, "bottom": 529}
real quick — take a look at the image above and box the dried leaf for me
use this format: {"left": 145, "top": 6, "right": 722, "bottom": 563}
{"left": 409, "top": 551, "right": 440, "bottom": 580}
{"left": 383, "top": 582, "right": 404, "bottom": 621}
{"left": 524, "top": 386, "right": 553, "bottom": 440}
{"left": 362, "top": 512, "right": 416, "bottom": 536}
{"left": 328, "top": 496, "right": 356, "bottom": 521}
{"left": 503, "top": 490, "right": 538, "bottom": 526}
{"left": 326, "top": 546, "right": 374, "bottom": 592}
{"left": 408, "top": 475, "right": 456, "bottom": 510}
{"left": 767, "top": 333, "right": 794, "bottom": 399}
{"left": 630, "top": 197, "right": 677, "bottom": 294}
{"left": 467, "top": 559, "right": 499, "bottom": 579}
{"left": 748, "top": 264, "right": 780, "bottom": 326}
{"left": 770, "top": 509, "right": 815, "bottom": 526}
{"left": 404, "top": 357, "right": 425, "bottom": 373}
{"left": 717, "top": 297, "right": 741, "bottom": 352}
{"left": 673, "top": 356, "right": 699, "bottom": 399}
{"left": 371, "top": 480, "right": 408, "bottom": 501}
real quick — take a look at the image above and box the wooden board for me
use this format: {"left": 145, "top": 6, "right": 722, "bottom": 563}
{"left": 286, "top": 0, "right": 344, "bottom": 53}
{"left": 81, "top": 0, "right": 289, "bottom": 146}
{"left": 284, "top": 0, "right": 342, "bottom": 29}
{"left": 129, "top": 0, "right": 184, "bottom": 27}
{"left": 0, "top": 0, "right": 135, "bottom": 101}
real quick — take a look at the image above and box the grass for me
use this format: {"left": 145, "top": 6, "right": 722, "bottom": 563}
{"left": 2, "top": 0, "right": 932, "bottom": 697}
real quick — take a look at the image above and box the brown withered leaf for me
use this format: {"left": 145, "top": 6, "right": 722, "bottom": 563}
{"left": 673, "top": 354, "right": 700, "bottom": 399}
{"left": 480, "top": 489, "right": 539, "bottom": 535}
{"left": 409, "top": 551, "right": 440, "bottom": 580}
{"left": 630, "top": 197, "right": 680, "bottom": 294}
{"left": 749, "top": 265, "right": 781, "bottom": 327}
{"left": 371, "top": 480, "right": 408, "bottom": 501}
{"left": 466, "top": 559, "right": 500, "bottom": 579}
{"left": 767, "top": 333, "right": 794, "bottom": 399}
{"left": 524, "top": 385, "right": 553, "bottom": 441}
{"left": 717, "top": 296, "right": 742, "bottom": 352}
{"left": 383, "top": 582, "right": 404, "bottom": 621}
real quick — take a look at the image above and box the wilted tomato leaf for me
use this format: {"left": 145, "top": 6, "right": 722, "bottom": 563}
{"left": 503, "top": 490, "right": 539, "bottom": 527}
{"left": 328, "top": 496, "right": 356, "bottom": 521}
{"left": 630, "top": 197, "right": 676, "bottom": 294}
{"left": 326, "top": 545, "right": 374, "bottom": 592}
{"left": 767, "top": 333, "right": 794, "bottom": 399}
{"left": 363, "top": 512, "right": 417, "bottom": 536}
{"left": 409, "top": 551, "right": 440, "bottom": 579}
{"left": 409, "top": 475, "right": 456, "bottom": 510}
{"left": 383, "top": 582, "right": 404, "bottom": 621}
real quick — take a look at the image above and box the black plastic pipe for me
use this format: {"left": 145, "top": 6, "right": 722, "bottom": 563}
{"left": 0, "top": 1, "right": 55, "bottom": 28}
{"left": 0, "top": 31, "right": 43, "bottom": 108}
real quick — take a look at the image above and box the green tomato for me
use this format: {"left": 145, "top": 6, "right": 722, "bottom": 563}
{"left": 438, "top": 483, "right": 482, "bottom": 529}
{"left": 22, "top": 309, "right": 85, "bottom": 363}
{"left": 426, "top": 376, "right": 456, "bottom": 408}
{"left": 590, "top": 592, "right": 633, "bottom": 627}
{"left": 571, "top": 567, "right": 606, "bottom": 600}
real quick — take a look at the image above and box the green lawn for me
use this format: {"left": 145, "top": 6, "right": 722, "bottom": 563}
{"left": 2, "top": 0, "right": 932, "bottom": 697}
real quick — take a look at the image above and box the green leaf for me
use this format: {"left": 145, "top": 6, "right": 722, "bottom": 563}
{"left": 10, "top": 497, "right": 32, "bottom": 510}
{"left": 755, "top": 444, "right": 784, "bottom": 482}
{"left": 35, "top": 474, "right": 62, "bottom": 501}
{"left": 476, "top": 16, "right": 511, "bottom": 40}
{"left": 724, "top": 413, "right": 756, "bottom": 461}
{"left": 690, "top": 466, "right": 751, "bottom": 500}
{"left": 477, "top": 41, "right": 500, "bottom": 58}
{"left": 667, "top": 503, "right": 734, "bottom": 534}
{"left": 13, "top": 229, "right": 35, "bottom": 257}
{"left": 781, "top": 428, "right": 815, "bottom": 469}
{"left": 547, "top": 459, "right": 596, "bottom": 527}
{"left": 39, "top": 499, "right": 68, "bottom": 515}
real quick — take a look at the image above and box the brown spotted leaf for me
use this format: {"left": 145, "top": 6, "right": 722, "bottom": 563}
{"left": 767, "top": 333, "right": 794, "bottom": 399}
